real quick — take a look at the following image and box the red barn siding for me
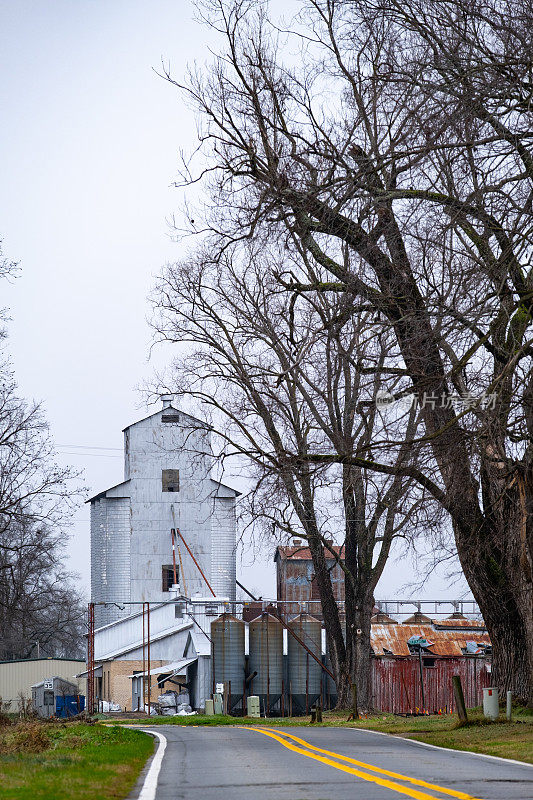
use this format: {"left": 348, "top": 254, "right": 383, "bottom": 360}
{"left": 371, "top": 656, "right": 491, "bottom": 713}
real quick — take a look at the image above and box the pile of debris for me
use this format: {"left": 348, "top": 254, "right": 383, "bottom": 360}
{"left": 157, "top": 690, "right": 195, "bottom": 716}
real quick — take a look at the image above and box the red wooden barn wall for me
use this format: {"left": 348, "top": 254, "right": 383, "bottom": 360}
{"left": 371, "top": 657, "right": 492, "bottom": 713}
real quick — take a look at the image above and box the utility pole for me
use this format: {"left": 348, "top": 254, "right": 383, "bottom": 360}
{"left": 87, "top": 602, "right": 95, "bottom": 715}
{"left": 418, "top": 648, "right": 426, "bottom": 711}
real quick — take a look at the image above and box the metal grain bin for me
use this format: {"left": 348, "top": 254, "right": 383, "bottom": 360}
{"left": 249, "top": 612, "right": 283, "bottom": 714}
{"left": 287, "top": 613, "right": 322, "bottom": 714}
{"left": 211, "top": 614, "right": 245, "bottom": 712}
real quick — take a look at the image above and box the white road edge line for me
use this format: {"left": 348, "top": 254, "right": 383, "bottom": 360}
{"left": 353, "top": 727, "right": 533, "bottom": 769}
{"left": 137, "top": 729, "right": 168, "bottom": 800}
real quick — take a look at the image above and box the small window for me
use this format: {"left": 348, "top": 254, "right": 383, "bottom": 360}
{"left": 44, "top": 690, "right": 54, "bottom": 705}
{"left": 162, "top": 413, "right": 180, "bottom": 423}
{"left": 423, "top": 657, "right": 436, "bottom": 668}
{"left": 162, "top": 564, "right": 178, "bottom": 591}
{"left": 162, "top": 469, "right": 179, "bottom": 492}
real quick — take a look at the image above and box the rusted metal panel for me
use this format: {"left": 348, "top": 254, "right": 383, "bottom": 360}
{"left": 371, "top": 656, "right": 492, "bottom": 713}
{"left": 431, "top": 618, "right": 487, "bottom": 629}
{"left": 275, "top": 545, "right": 345, "bottom": 560}
{"left": 402, "top": 613, "right": 432, "bottom": 625}
{"left": 242, "top": 601, "right": 263, "bottom": 622}
{"left": 371, "top": 624, "right": 490, "bottom": 657}
{"left": 275, "top": 548, "right": 345, "bottom": 619}
{"left": 372, "top": 612, "right": 400, "bottom": 625}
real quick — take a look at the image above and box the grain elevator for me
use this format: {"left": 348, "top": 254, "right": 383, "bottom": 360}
{"left": 89, "top": 396, "right": 239, "bottom": 627}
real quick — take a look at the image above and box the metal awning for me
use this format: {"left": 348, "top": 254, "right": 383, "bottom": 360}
{"left": 76, "top": 664, "right": 103, "bottom": 679}
{"left": 128, "top": 656, "right": 197, "bottom": 680}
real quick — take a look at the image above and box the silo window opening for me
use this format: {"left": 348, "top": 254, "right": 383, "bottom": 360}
{"left": 162, "top": 469, "right": 180, "bottom": 492}
{"left": 162, "top": 564, "right": 178, "bottom": 591}
{"left": 162, "top": 413, "right": 180, "bottom": 423}
{"left": 310, "top": 573, "right": 321, "bottom": 601}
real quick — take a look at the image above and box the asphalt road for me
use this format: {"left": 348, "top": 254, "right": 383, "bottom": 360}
{"left": 129, "top": 725, "right": 533, "bottom": 800}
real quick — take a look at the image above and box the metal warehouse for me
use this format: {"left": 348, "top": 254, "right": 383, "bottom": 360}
{"left": 0, "top": 658, "right": 85, "bottom": 708}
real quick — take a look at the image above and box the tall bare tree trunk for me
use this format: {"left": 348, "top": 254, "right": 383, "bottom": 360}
{"left": 452, "top": 473, "right": 533, "bottom": 705}
{"left": 342, "top": 596, "right": 374, "bottom": 712}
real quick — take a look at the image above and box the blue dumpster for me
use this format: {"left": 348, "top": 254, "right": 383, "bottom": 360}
{"left": 55, "top": 694, "right": 85, "bottom": 718}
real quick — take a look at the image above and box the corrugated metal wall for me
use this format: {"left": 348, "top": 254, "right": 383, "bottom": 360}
{"left": 91, "top": 496, "right": 131, "bottom": 627}
{"left": 0, "top": 659, "right": 86, "bottom": 705}
{"left": 210, "top": 496, "right": 237, "bottom": 599}
{"left": 371, "top": 657, "right": 492, "bottom": 713}
{"left": 91, "top": 408, "right": 239, "bottom": 627}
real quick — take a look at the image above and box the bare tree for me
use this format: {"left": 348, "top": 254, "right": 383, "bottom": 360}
{"left": 0, "top": 518, "right": 86, "bottom": 660}
{"left": 153, "top": 244, "right": 437, "bottom": 708}
{"left": 0, "top": 241, "right": 85, "bottom": 660}
{"left": 161, "top": 0, "right": 533, "bottom": 703}
{"left": 0, "top": 371, "right": 80, "bottom": 535}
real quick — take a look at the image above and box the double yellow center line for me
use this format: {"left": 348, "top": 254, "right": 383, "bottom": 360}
{"left": 240, "top": 726, "right": 485, "bottom": 800}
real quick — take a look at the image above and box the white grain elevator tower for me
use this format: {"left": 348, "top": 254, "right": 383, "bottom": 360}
{"left": 89, "top": 397, "right": 238, "bottom": 627}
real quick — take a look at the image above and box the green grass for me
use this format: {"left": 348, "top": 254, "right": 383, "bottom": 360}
{"left": 107, "top": 713, "right": 317, "bottom": 727}
{"left": 346, "top": 708, "right": 533, "bottom": 764}
{"left": 109, "top": 706, "right": 533, "bottom": 763}
{"left": 0, "top": 722, "right": 154, "bottom": 800}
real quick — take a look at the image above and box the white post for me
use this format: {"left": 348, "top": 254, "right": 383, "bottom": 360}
{"left": 506, "top": 691, "right": 512, "bottom": 721}
{"left": 483, "top": 687, "right": 499, "bottom": 720}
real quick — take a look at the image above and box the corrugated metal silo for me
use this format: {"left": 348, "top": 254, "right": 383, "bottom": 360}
{"left": 248, "top": 612, "right": 283, "bottom": 714}
{"left": 287, "top": 613, "right": 322, "bottom": 713}
{"left": 210, "top": 497, "right": 237, "bottom": 599}
{"left": 211, "top": 613, "right": 245, "bottom": 711}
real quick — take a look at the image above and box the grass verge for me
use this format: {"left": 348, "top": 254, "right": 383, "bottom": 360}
{"left": 348, "top": 708, "right": 533, "bottom": 764}
{"left": 108, "top": 706, "right": 533, "bottom": 764}
{"left": 0, "top": 721, "right": 154, "bottom": 800}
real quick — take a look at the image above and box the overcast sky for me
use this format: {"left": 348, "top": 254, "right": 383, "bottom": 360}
{"left": 0, "top": 0, "right": 471, "bottom": 612}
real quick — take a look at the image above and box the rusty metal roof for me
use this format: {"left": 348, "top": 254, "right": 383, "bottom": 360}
{"left": 371, "top": 624, "right": 491, "bottom": 656}
{"left": 431, "top": 618, "right": 487, "bottom": 630}
{"left": 371, "top": 612, "right": 399, "bottom": 624}
{"left": 402, "top": 613, "right": 432, "bottom": 625}
{"left": 274, "top": 545, "right": 345, "bottom": 561}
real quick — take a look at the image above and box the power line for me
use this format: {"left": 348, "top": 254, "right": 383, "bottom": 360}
{"left": 56, "top": 444, "right": 122, "bottom": 451}
{"left": 57, "top": 451, "right": 122, "bottom": 458}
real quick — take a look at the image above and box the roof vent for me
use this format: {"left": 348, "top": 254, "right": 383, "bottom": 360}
{"left": 161, "top": 394, "right": 174, "bottom": 409}
{"left": 292, "top": 538, "right": 302, "bottom": 546}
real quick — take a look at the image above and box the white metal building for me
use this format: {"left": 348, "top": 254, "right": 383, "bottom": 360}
{"left": 91, "top": 593, "right": 220, "bottom": 711}
{"left": 90, "top": 397, "right": 239, "bottom": 627}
